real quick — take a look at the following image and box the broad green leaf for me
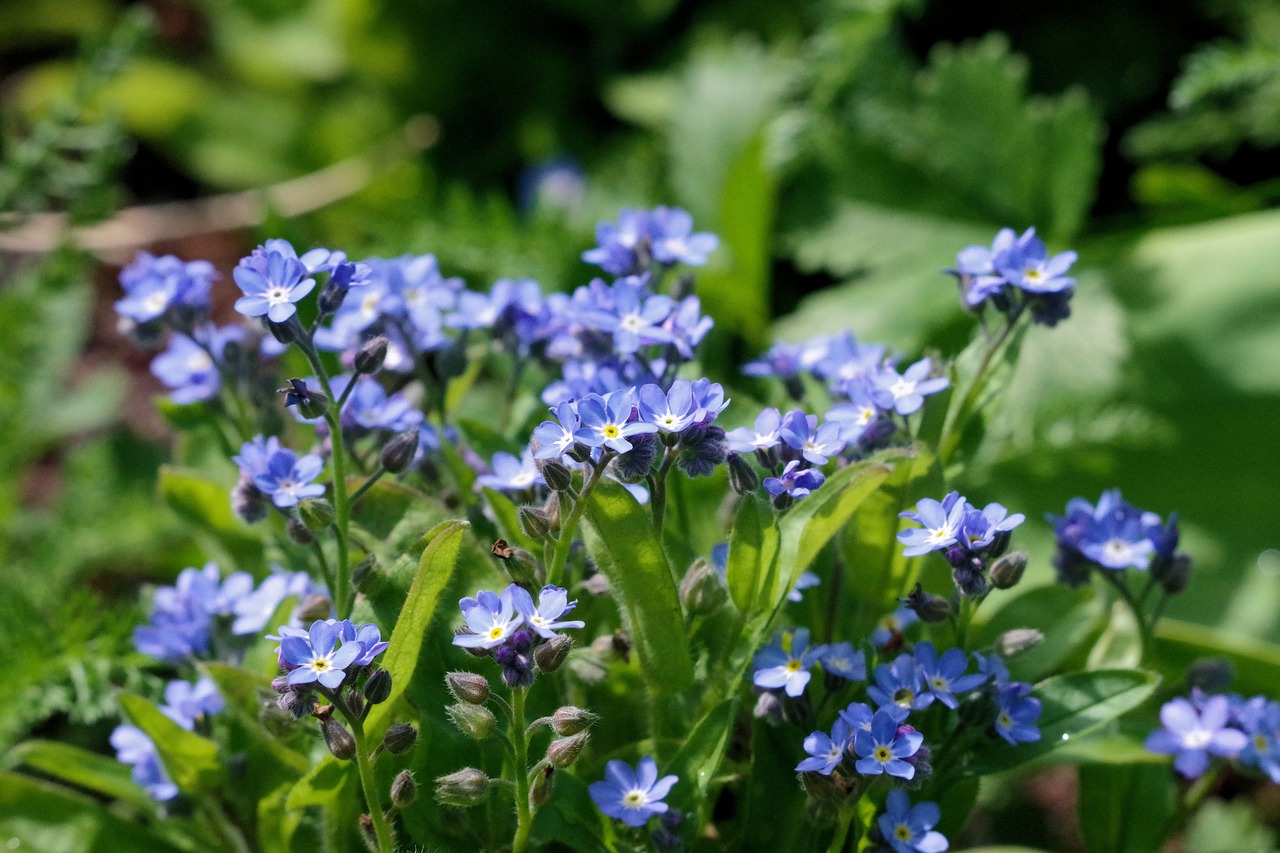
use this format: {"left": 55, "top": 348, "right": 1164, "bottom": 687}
{"left": 347, "top": 477, "right": 430, "bottom": 543}
{"left": 734, "top": 722, "right": 808, "bottom": 851}
{"left": 936, "top": 776, "right": 979, "bottom": 841}
{"left": 972, "top": 585, "right": 1099, "bottom": 683}
{"left": 158, "top": 465, "right": 262, "bottom": 567}
{"left": 1078, "top": 763, "right": 1176, "bottom": 853}
{"left": 1087, "top": 601, "right": 1143, "bottom": 670}
{"left": 258, "top": 782, "right": 305, "bottom": 853}
{"left": 0, "top": 770, "right": 190, "bottom": 853}
{"left": 1036, "top": 727, "right": 1163, "bottom": 766}
{"left": 5, "top": 739, "right": 155, "bottom": 811}
{"left": 668, "top": 698, "right": 738, "bottom": 806}
{"left": 1153, "top": 619, "right": 1280, "bottom": 698}
{"left": 960, "top": 669, "right": 1160, "bottom": 776}
{"left": 530, "top": 770, "right": 607, "bottom": 853}
{"left": 118, "top": 693, "right": 223, "bottom": 795}
{"left": 725, "top": 495, "right": 779, "bottom": 614}
{"left": 584, "top": 479, "right": 694, "bottom": 695}
{"left": 1185, "top": 798, "right": 1277, "bottom": 853}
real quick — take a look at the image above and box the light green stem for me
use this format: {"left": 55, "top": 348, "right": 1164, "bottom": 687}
{"left": 350, "top": 719, "right": 395, "bottom": 853}
{"left": 545, "top": 456, "right": 606, "bottom": 587}
{"left": 511, "top": 688, "right": 534, "bottom": 853}
{"left": 300, "top": 344, "right": 354, "bottom": 618}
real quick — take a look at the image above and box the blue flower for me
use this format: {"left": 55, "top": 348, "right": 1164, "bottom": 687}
{"left": 582, "top": 209, "right": 654, "bottom": 275}
{"left": 115, "top": 252, "right": 216, "bottom": 324}
{"left": 233, "top": 248, "right": 316, "bottom": 323}
{"left": 589, "top": 756, "right": 678, "bottom": 827}
{"left": 763, "top": 460, "right": 826, "bottom": 502}
{"left": 647, "top": 206, "right": 718, "bottom": 267}
{"left": 152, "top": 328, "right": 231, "bottom": 406}
{"left": 133, "top": 563, "right": 227, "bottom": 662}
{"left": 779, "top": 411, "right": 845, "bottom": 466}
{"left": 898, "top": 496, "right": 969, "bottom": 557}
{"left": 477, "top": 450, "right": 544, "bottom": 492}
{"left": 788, "top": 571, "right": 821, "bottom": 603}
{"left": 871, "top": 605, "right": 918, "bottom": 648}
{"left": 972, "top": 651, "right": 1010, "bottom": 688}
{"left": 577, "top": 389, "right": 658, "bottom": 454}
{"left": 819, "top": 641, "right": 866, "bottom": 681}
{"left": 231, "top": 569, "right": 323, "bottom": 636}
{"left": 796, "top": 718, "right": 854, "bottom": 775}
{"left": 994, "top": 683, "right": 1044, "bottom": 746}
{"left": 871, "top": 359, "right": 949, "bottom": 416}
{"left": 511, "top": 585, "right": 585, "bottom": 639}
{"left": 345, "top": 379, "right": 424, "bottom": 433}
{"left": 914, "top": 642, "right": 987, "bottom": 710}
{"left": 725, "top": 408, "right": 783, "bottom": 454}
{"left": 161, "top": 677, "right": 224, "bottom": 730}
{"left": 453, "top": 586, "right": 526, "bottom": 650}
{"left": 110, "top": 725, "right": 179, "bottom": 801}
{"left": 638, "top": 380, "right": 698, "bottom": 434}
{"left": 854, "top": 708, "right": 924, "bottom": 779}
{"left": 994, "top": 228, "right": 1077, "bottom": 294}
{"left": 867, "top": 653, "right": 929, "bottom": 712}
{"left": 252, "top": 446, "right": 326, "bottom": 508}
{"left": 752, "top": 628, "right": 826, "bottom": 697}
{"left": 878, "top": 789, "right": 949, "bottom": 853}
{"left": 1233, "top": 696, "right": 1280, "bottom": 783}
{"left": 280, "top": 620, "right": 363, "bottom": 688}
{"left": 339, "top": 620, "right": 390, "bottom": 667}
{"left": 839, "top": 700, "right": 909, "bottom": 734}
{"left": 586, "top": 281, "right": 675, "bottom": 355}
{"left": 742, "top": 342, "right": 805, "bottom": 379}
{"left": 532, "top": 401, "right": 583, "bottom": 460}
{"left": 1145, "top": 694, "right": 1246, "bottom": 778}
{"left": 1051, "top": 490, "right": 1160, "bottom": 573}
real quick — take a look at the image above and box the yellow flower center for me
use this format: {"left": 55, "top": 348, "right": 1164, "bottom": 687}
{"left": 786, "top": 660, "right": 803, "bottom": 672}
{"left": 623, "top": 790, "right": 645, "bottom": 807}
{"left": 874, "top": 746, "right": 891, "bottom": 762}
{"left": 893, "top": 688, "right": 914, "bottom": 707}
{"left": 313, "top": 659, "right": 330, "bottom": 672}
{"left": 489, "top": 626, "right": 505, "bottom": 640}
{"left": 895, "top": 825, "right": 912, "bottom": 842}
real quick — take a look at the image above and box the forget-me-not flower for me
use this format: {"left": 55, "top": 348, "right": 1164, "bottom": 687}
{"left": 753, "top": 628, "right": 825, "bottom": 698}
{"left": 878, "top": 789, "right": 949, "bottom": 853}
{"left": 854, "top": 708, "right": 923, "bottom": 779}
{"left": 1145, "top": 694, "right": 1247, "bottom": 778}
{"left": 589, "top": 756, "right": 678, "bottom": 827}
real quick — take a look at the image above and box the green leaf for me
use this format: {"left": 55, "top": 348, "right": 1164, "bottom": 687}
{"left": 937, "top": 322, "right": 1027, "bottom": 469}
{"left": 118, "top": 693, "right": 223, "bottom": 795}
{"left": 157, "top": 465, "right": 262, "bottom": 567}
{"left": 960, "top": 669, "right": 1160, "bottom": 776}
{"left": 972, "top": 585, "right": 1100, "bottom": 683}
{"left": 584, "top": 479, "right": 694, "bottom": 695}
{"left": 1185, "top": 798, "right": 1277, "bottom": 853}
{"left": 347, "top": 477, "right": 431, "bottom": 543}
{"left": 1087, "top": 601, "right": 1143, "bottom": 670}
{"left": 725, "top": 494, "right": 779, "bottom": 615}
{"left": 1153, "top": 618, "right": 1280, "bottom": 698}
{"left": 0, "top": 770, "right": 189, "bottom": 853}
{"left": 5, "top": 739, "right": 155, "bottom": 811}
{"left": 668, "top": 698, "right": 738, "bottom": 807}
{"left": 200, "top": 663, "right": 309, "bottom": 778}
{"left": 1078, "top": 763, "right": 1176, "bottom": 853}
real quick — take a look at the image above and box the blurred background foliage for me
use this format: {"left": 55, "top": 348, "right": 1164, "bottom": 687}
{"left": 1, "top": 0, "right": 1279, "bottom": 844}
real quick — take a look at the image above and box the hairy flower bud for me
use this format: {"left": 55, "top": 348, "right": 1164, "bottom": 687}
{"left": 542, "top": 461, "right": 573, "bottom": 493}
{"left": 517, "top": 505, "right": 551, "bottom": 539}
{"left": 491, "top": 540, "right": 541, "bottom": 585}
{"left": 297, "top": 497, "right": 336, "bottom": 531}
{"left": 354, "top": 336, "right": 389, "bottom": 375}
{"left": 990, "top": 551, "right": 1028, "bottom": 590}
{"left": 380, "top": 430, "right": 419, "bottom": 474}
{"left": 445, "top": 671, "right": 491, "bottom": 705}
{"left": 276, "top": 689, "right": 310, "bottom": 721}
{"left": 296, "top": 593, "right": 332, "bottom": 624}
{"left": 903, "top": 583, "right": 951, "bottom": 623}
{"left": 267, "top": 315, "right": 305, "bottom": 345}
{"left": 995, "top": 628, "right": 1044, "bottom": 657}
{"left": 679, "top": 558, "right": 727, "bottom": 615}
{"left": 529, "top": 764, "right": 554, "bottom": 809}
{"left": 550, "top": 706, "right": 599, "bottom": 736}
{"left": 799, "top": 770, "right": 843, "bottom": 803}
{"left": 383, "top": 722, "right": 418, "bottom": 755}
{"left": 435, "top": 768, "right": 490, "bottom": 807}
{"left": 286, "top": 516, "right": 315, "bottom": 545}
{"left": 727, "top": 452, "right": 759, "bottom": 495}
{"left": 546, "top": 731, "right": 590, "bottom": 768}
{"left": 321, "top": 718, "right": 356, "bottom": 761}
{"left": 534, "top": 634, "right": 574, "bottom": 673}
{"left": 447, "top": 703, "right": 496, "bottom": 740}
{"left": 351, "top": 555, "right": 378, "bottom": 591}
{"left": 391, "top": 770, "right": 417, "bottom": 808}
{"left": 363, "top": 669, "right": 392, "bottom": 705}
{"left": 345, "top": 689, "right": 365, "bottom": 720}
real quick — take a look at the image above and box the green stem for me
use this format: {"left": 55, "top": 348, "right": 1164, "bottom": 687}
{"left": 510, "top": 688, "right": 534, "bottom": 853}
{"left": 545, "top": 456, "right": 607, "bottom": 587}
{"left": 350, "top": 719, "right": 395, "bottom": 853}
{"left": 1100, "top": 570, "right": 1152, "bottom": 661}
{"left": 827, "top": 801, "right": 861, "bottom": 853}
{"left": 649, "top": 445, "right": 677, "bottom": 537}
{"left": 1161, "top": 765, "right": 1221, "bottom": 842}
{"left": 349, "top": 466, "right": 389, "bottom": 509}
{"left": 310, "top": 540, "right": 336, "bottom": 598}
{"left": 938, "top": 307, "right": 1025, "bottom": 467}
{"left": 300, "top": 343, "right": 354, "bottom": 618}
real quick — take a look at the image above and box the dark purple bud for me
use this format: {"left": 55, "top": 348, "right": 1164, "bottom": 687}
{"left": 903, "top": 583, "right": 951, "bottom": 623}
{"left": 321, "top": 718, "right": 356, "bottom": 760}
{"left": 354, "top": 336, "right": 388, "bottom": 375}
{"left": 1154, "top": 554, "right": 1191, "bottom": 595}
{"left": 534, "top": 635, "right": 574, "bottom": 673}
{"left": 727, "top": 452, "right": 759, "bottom": 495}
{"left": 380, "top": 429, "right": 419, "bottom": 474}
{"left": 391, "top": 769, "right": 417, "bottom": 808}
{"left": 363, "top": 669, "right": 392, "bottom": 704}
{"left": 990, "top": 551, "right": 1027, "bottom": 589}
{"left": 546, "top": 731, "right": 590, "bottom": 768}
{"left": 541, "top": 460, "right": 573, "bottom": 492}
{"left": 232, "top": 472, "right": 268, "bottom": 524}
{"left": 286, "top": 516, "right": 315, "bottom": 545}
{"left": 383, "top": 722, "right": 418, "bottom": 755}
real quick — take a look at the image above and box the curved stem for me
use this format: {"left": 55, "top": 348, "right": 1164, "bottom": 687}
{"left": 827, "top": 801, "right": 861, "bottom": 853}
{"left": 649, "top": 445, "right": 677, "bottom": 536}
{"left": 1099, "top": 570, "right": 1152, "bottom": 661}
{"left": 349, "top": 466, "right": 389, "bottom": 510}
{"left": 350, "top": 719, "right": 395, "bottom": 853}
{"left": 510, "top": 688, "right": 534, "bottom": 853}
{"left": 938, "top": 306, "right": 1025, "bottom": 467}
{"left": 545, "top": 456, "right": 607, "bottom": 588}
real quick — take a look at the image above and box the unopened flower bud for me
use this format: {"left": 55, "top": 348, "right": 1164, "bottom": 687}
{"left": 232, "top": 473, "right": 268, "bottom": 524}
{"left": 383, "top": 722, "right": 418, "bottom": 755}
{"left": 679, "top": 558, "right": 727, "bottom": 615}
{"left": 1154, "top": 554, "right": 1191, "bottom": 595}
{"left": 286, "top": 516, "right": 315, "bottom": 546}
{"left": 271, "top": 676, "right": 291, "bottom": 694}
{"left": 297, "top": 498, "right": 336, "bottom": 531}
{"left": 542, "top": 461, "right": 573, "bottom": 492}
{"left": 567, "top": 442, "right": 593, "bottom": 464}
{"left": 492, "top": 540, "right": 541, "bottom": 584}
{"left": 903, "top": 583, "right": 951, "bottom": 623}
{"left": 995, "top": 628, "right": 1044, "bottom": 657}
{"left": 279, "top": 378, "right": 329, "bottom": 419}
{"left": 358, "top": 814, "right": 376, "bottom": 851}
{"left": 517, "top": 506, "right": 550, "bottom": 539}
{"left": 1186, "top": 658, "right": 1234, "bottom": 693}
{"left": 364, "top": 669, "right": 392, "bottom": 705}
{"left": 296, "top": 593, "right": 332, "bottom": 623}
{"left": 799, "top": 770, "right": 842, "bottom": 802}
{"left": 529, "top": 764, "right": 554, "bottom": 809}
{"left": 351, "top": 555, "right": 378, "bottom": 591}
{"left": 267, "top": 315, "right": 305, "bottom": 345}
{"left": 445, "top": 671, "right": 491, "bottom": 705}
{"left": 550, "top": 706, "right": 598, "bottom": 736}
{"left": 727, "top": 453, "right": 759, "bottom": 495}
{"left": 771, "top": 491, "right": 793, "bottom": 511}
{"left": 276, "top": 689, "right": 310, "bottom": 721}
{"left": 435, "top": 768, "right": 490, "bottom": 807}
{"left": 535, "top": 634, "right": 574, "bottom": 673}
{"left": 391, "top": 770, "right": 417, "bottom": 808}
{"left": 447, "top": 703, "right": 496, "bottom": 740}
{"left": 990, "top": 551, "right": 1028, "bottom": 590}
{"left": 952, "top": 564, "right": 989, "bottom": 597}
{"left": 354, "top": 336, "right": 389, "bottom": 375}
{"left": 546, "top": 731, "right": 590, "bottom": 768}
{"left": 345, "top": 689, "right": 365, "bottom": 719}
{"left": 380, "top": 430, "right": 419, "bottom": 474}
{"left": 321, "top": 718, "right": 356, "bottom": 760}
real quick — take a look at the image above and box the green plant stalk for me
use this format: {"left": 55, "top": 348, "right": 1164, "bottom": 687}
{"left": 300, "top": 343, "right": 354, "bottom": 618}
{"left": 937, "top": 307, "right": 1025, "bottom": 467}
{"left": 649, "top": 445, "right": 678, "bottom": 536}
{"left": 350, "top": 718, "right": 395, "bottom": 853}
{"left": 1099, "top": 570, "right": 1153, "bottom": 662}
{"left": 827, "top": 800, "right": 862, "bottom": 853}
{"left": 510, "top": 687, "right": 534, "bottom": 853}
{"left": 545, "top": 456, "right": 607, "bottom": 587}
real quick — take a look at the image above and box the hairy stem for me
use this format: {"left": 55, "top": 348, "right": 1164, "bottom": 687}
{"left": 510, "top": 687, "right": 534, "bottom": 853}
{"left": 300, "top": 342, "right": 354, "bottom": 618}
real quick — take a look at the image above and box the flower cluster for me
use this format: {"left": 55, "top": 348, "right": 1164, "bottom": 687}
{"left": 1049, "top": 489, "right": 1188, "bottom": 590}
{"left": 271, "top": 618, "right": 388, "bottom": 690}
{"left": 582, "top": 206, "right": 718, "bottom": 276}
{"left": 110, "top": 676, "right": 224, "bottom": 802}
{"left": 752, "top": 628, "right": 867, "bottom": 699}
{"left": 898, "top": 492, "right": 1025, "bottom": 596}
{"left": 950, "top": 227, "right": 1078, "bottom": 327}
{"left": 1146, "top": 690, "right": 1280, "bottom": 781}
{"left": 452, "top": 584, "right": 584, "bottom": 687}
{"left": 231, "top": 434, "right": 327, "bottom": 515}
{"left": 133, "top": 561, "right": 323, "bottom": 663}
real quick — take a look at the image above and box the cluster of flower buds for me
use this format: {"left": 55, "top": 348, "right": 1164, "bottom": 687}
{"left": 897, "top": 492, "right": 1026, "bottom": 596}
{"left": 451, "top": 584, "right": 583, "bottom": 688}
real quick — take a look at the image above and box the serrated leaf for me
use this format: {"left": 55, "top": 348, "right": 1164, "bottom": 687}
{"left": 118, "top": 693, "right": 223, "bottom": 795}
{"left": 584, "top": 479, "right": 694, "bottom": 695}
{"left": 960, "top": 668, "right": 1160, "bottom": 776}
